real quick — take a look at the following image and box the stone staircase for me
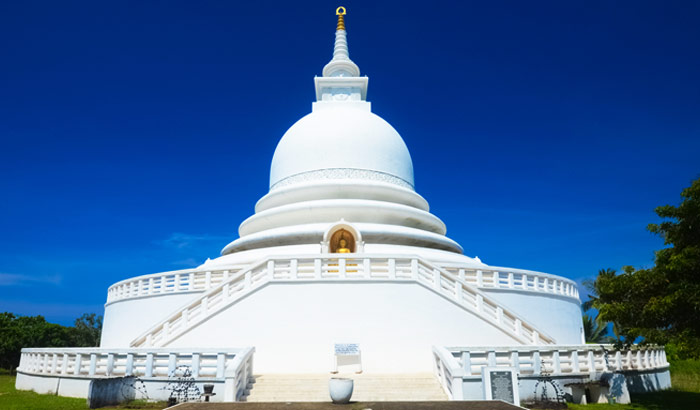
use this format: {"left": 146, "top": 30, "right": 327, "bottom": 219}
{"left": 245, "top": 373, "right": 447, "bottom": 402}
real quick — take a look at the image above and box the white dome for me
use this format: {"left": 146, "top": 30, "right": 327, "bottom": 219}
{"left": 269, "top": 104, "right": 414, "bottom": 189}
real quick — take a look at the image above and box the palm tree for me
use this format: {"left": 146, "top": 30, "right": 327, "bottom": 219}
{"left": 582, "top": 313, "right": 612, "bottom": 343}
{"left": 582, "top": 268, "right": 619, "bottom": 341}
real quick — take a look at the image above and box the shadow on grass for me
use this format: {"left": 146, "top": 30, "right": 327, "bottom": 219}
{"left": 630, "top": 390, "right": 700, "bottom": 410}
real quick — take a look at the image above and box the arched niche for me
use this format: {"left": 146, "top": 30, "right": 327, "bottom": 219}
{"left": 321, "top": 220, "right": 364, "bottom": 254}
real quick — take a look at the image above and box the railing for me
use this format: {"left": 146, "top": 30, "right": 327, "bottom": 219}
{"left": 433, "top": 345, "right": 668, "bottom": 400}
{"left": 130, "top": 254, "right": 556, "bottom": 348}
{"left": 441, "top": 265, "right": 579, "bottom": 300}
{"left": 106, "top": 260, "right": 578, "bottom": 305}
{"left": 106, "top": 266, "right": 247, "bottom": 304}
{"left": 17, "top": 347, "right": 251, "bottom": 379}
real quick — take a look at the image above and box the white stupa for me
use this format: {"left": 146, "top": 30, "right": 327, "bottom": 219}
{"left": 16, "top": 8, "right": 670, "bottom": 405}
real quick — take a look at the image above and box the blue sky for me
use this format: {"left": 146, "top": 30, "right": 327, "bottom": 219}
{"left": 1, "top": 1, "right": 698, "bottom": 325}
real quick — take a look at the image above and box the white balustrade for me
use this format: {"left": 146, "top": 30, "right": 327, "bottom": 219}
{"left": 18, "top": 347, "right": 253, "bottom": 380}
{"left": 436, "top": 345, "right": 668, "bottom": 378}
{"left": 130, "top": 254, "right": 556, "bottom": 349}
{"left": 108, "top": 257, "right": 578, "bottom": 305}
{"left": 106, "top": 266, "right": 248, "bottom": 304}
{"left": 441, "top": 265, "right": 579, "bottom": 300}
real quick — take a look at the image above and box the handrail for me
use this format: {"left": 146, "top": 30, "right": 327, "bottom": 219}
{"left": 106, "top": 257, "right": 579, "bottom": 305}
{"left": 106, "top": 266, "right": 248, "bottom": 304}
{"left": 130, "top": 254, "right": 556, "bottom": 348}
{"left": 17, "top": 347, "right": 253, "bottom": 380}
{"left": 440, "top": 265, "right": 579, "bottom": 300}
{"left": 441, "top": 345, "right": 668, "bottom": 377}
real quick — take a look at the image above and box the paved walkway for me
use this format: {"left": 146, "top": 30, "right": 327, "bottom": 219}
{"left": 171, "top": 401, "right": 523, "bottom": 410}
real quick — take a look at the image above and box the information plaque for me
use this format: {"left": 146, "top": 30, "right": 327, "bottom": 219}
{"left": 332, "top": 343, "right": 362, "bottom": 373}
{"left": 481, "top": 366, "right": 519, "bottom": 405}
{"left": 334, "top": 343, "right": 360, "bottom": 356}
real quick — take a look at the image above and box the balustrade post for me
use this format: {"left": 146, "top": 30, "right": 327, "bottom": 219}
{"left": 192, "top": 353, "right": 201, "bottom": 378}
{"left": 61, "top": 353, "right": 69, "bottom": 375}
{"left": 205, "top": 271, "right": 212, "bottom": 288}
{"left": 522, "top": 274, "right": 528, "bottom": 290}
{"left": 51, "top": 353, "right": 58, "bottom": 374}
{"left": 588, "top": 351, "right": 596, "bottom": 377}
{"left": 532, "top": 331, "right": 540, "bottom": 344}
{"left": 476, "top": 270, "right": 483, "bottom": 287}
{"left": 625, "top": 351, "right": 632, "bottom": 370}
{"left": 461, "top": 351, "right": 471, "bottom": 375}
{"left": 216, "top": 353, "right": 226, "bottom": 378}
{"left": 146, "top": 333, "right": 153, "bottom": 347}
{"left": 515, "top": 319, "right": 522, "bottom": 336}
{"left": 291, "top": 259, "right": 298, "bottom": 279}
{"left": 433, "top": 269, "right": 441, "bottom": 290}
{"left": 487, "top": 351, "right": 496, "bottom": 367}
{"left": 266, "top": 261, "right": 275, "bottom": 281}
{"left": 572, "top": 351, "right": 580, "bottom": 373}
{"left": 454, "top": 281, "right": 462, "bottom": 302}
{"left": 126, "top": 353, "right": 134, "bottom": 376}
{"left": 496, "top": 306, "right": 503, "bottom": 324}
{"left": 364, "top": 258, "right": 371, "bottom": 278}
{"left": 510, "top": 351, "right": 520, "bottom": 372}
{"left": 145, "top": 353, "right": 154, "bottom": 377}
{"left": 543, "top": 277, "right": 549, "bottom": 292}
{"left": 106, "top": 353, "right": 114, "bottom": 376}
{"left": 42, "top": 353, "right": 49, "bottom": 373}
{"left": 492, "top": 271, "right": 499, "bottom": 286}
{"left": 411, "top": 259, "right": 419, "bottom": 279}
{"left": 508, "top": 272, "right": 514, "bottom": 288}
{"left": 339, "top": 258, "right": 346, "bottom": 277}
{"left": 615, "top": 351, "right": 622, "bottom": 370}
{"left": 553, "top": 351, "right": 561, "bottom": 375}
{"left": 74, "top": 354, "right": 82, "bottom": 376}
{"left": 476, "top": 294, "right": 484, "bottom": 312}
{"left": 644, "top": 350, "right": 650, "bottom": 368}
{"left": 533, "top": 351, "right": 541, "bottom": 375}
{"left": 189, "top": 272, "right": 195, "bottom": 290}
{"left": 89, "top": 353, "right": 97, "bottom": 376}
{"left": 314, "top": 258, "right": 322, "bottom": 278}
{"left": 388, "top": 258, "right": 396, "bottom": 279}
{"left": 168, "top": 353, "right": 177, "bottom": 375}
{"left": 635, "top": 351, "right": 642, "bottom": 369}
{"left": 458, "top": 269, "right": 465, "bottom": 281}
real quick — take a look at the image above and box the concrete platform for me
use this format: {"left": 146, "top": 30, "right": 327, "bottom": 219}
{"left": 171, "top": 401, "right": 524, "bottom": 410}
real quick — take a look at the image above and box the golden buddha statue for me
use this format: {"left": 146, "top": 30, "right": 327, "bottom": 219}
{"left": 336, "top": 238, "right": 351, "bottom": 253}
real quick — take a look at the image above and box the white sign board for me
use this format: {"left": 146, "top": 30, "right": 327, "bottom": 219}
{"left": 334, "top": 343, "right": 360, "bottom": 356}
{"left": 332, "top": 343, "right": 362, "bottom": 373}
{"left": 481, "top": 366, "right": 519, "bottom": 405}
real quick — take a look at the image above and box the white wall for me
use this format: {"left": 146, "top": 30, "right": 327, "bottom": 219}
{"left": 101, "top": 292, "right": 201, "bottom": 347}
{"left": 482, "top": 289, "right": 583, "bottom": 344}
{"left": 166, "top": 281, "right": 537, "bottom": 373}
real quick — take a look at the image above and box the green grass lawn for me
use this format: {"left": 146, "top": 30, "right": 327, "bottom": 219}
{"left": 0, "top": 373, "right": 165, "bottom": 410}
{"left": 567, "top": 359, "right": 700, "bottom": 410}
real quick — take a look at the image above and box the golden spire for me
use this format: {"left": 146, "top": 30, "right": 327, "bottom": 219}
{"left": 336, "top": 6, "right": 346, "bottom": 31}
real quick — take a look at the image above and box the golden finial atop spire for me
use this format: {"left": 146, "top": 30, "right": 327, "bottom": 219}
{"left": 336, "top": 6, "right": 346, "bottom": 31}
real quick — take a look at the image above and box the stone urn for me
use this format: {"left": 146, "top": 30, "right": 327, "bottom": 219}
{"left": 329, "top": 377, "right": 354, "bottom": 404}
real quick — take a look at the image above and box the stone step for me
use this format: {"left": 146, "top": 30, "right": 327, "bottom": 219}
{"left": 245, "top": 373, "right": 447, "bottom": 402}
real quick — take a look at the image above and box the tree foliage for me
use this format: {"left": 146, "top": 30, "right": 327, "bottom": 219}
{"left": 0, "top": 312, "right": 102, "bottom": 371}
{"left": 582, "top": 313, "right": 612, "bottom": 343}
{"left": 589, "top": 177, "right": 700, "bottom": 358}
